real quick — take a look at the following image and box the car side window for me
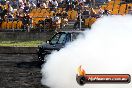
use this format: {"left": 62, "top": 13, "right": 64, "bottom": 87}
{"left": 50, "top": 33, "right": 61, "bottom": 44}
{"left": 58, "top": 33, "right": 67, "bottom": 44}
{"left": 65, "top": 33, "right": 71, "bottom": 43}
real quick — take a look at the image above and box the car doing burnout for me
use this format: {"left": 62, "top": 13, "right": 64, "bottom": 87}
{"left": 37, "top": 31, "right": 83, "bottom": 62}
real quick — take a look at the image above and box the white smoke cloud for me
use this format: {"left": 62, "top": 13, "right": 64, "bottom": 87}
{"left": 41, "top": 15, "right": 132, "bottom": 88}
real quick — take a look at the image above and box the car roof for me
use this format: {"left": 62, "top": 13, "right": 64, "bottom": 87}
{"left": 60, "top": 31, "right": 83, "bottom": 33}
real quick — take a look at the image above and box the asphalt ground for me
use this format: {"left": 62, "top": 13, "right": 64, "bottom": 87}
{"left": 0, "top": 54, "right": 49, "bottom": 88}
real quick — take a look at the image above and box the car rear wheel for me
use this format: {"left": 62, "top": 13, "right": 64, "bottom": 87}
{"left": 38, "top": 53, "right": 49, "bottom": 62}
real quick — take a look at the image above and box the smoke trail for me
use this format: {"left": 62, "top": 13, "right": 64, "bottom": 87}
{"left": 41, "top": 15, "right": 132, "bottom": 88}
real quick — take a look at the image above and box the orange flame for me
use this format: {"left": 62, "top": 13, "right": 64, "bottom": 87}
{"left": 77, "top": 65, "right": 86, "bottom": 76}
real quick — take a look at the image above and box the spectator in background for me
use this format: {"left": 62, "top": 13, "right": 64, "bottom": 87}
{"left": 66, "top": 0, "right": 76, "bottom": 11}
{"left": 85, "top": 0, "right": 92, "bottom": 6}
{"left": 90, "top": 7, "right": 97, "bottom": 17}
{"left": 29, "top": 0, "right": 37, "bottom": 9}
{"left": 52, "top": 13, "right": 61, "bottom": 31}
{"left": 0, "top": 3, "right": 3, "bottom": 16}
{"left": 51, "top": 0, "right": 58, "bottom": 8}
{"left": 95, "top": 0, "right": 107, "bottom": 3}
{"left": 97, "top": 6, "right": 104, "bottom": 17}
{"left": 61, "top": 10, "right": 68, "bottom": 28}
{"left": 45, "top": 16, "right": 52, "bottom": 29}
{"left": 58, "top": 0, "right": 64, "bottom": 7}
{"left": 82, "top": 6, "right": 90, "bottom": 18}
{"left": 52, "top": 13, "right": 58, "bottom": 23}
{"left": 62, "top": 8, "right": 68, "bottom": 18}
{"left": 45, "top": 0, "right": 50, "bottom": 8}
{"left": 9, "top": 0, "right": 18, "bottom": 9}
{"left": 40, "top": 1, "right": 47, "bottom": 8}
{"left": 12, "top": 9, "right": 19, "bottom": 20}
{"left": 128, "top": 6, "right": 132, "bottom": 15}
{"left": 103, "top": 7, "right": 111, "bottom": 16}
{"left": 0, "top": 16, "right": 3, "bottom": 27}
{"left": 19, "top": 2, "right": 25, "bottom": 12}
{"left": 0, "top": 0, "right": 6, "bottom": 5}
{"left": 56, "top": 10, "right": 62, "bottom": 17}
{"left": 76, "top": 2, "right": 84, "bottom": 12}
{"left": 6, "top": 12, "right": 13, "bottom": 21}
{"left": 37, "top": 0, "right": 40, "bottom": 7}
{"left": 1, "top": 7, "right": 7, "bottom": 20}
{"left": 78, "top": 0, "right": 85, "bottom": 5}
{"left": 22, "top": 13, "right": 30, "bottom": 31}
{"left": 23, "top": 3, "right": 30, "bottom": 13}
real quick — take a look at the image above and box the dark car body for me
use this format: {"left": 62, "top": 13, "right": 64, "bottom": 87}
{"left": 37, "top": 31, "right": 82, "bottom": 62}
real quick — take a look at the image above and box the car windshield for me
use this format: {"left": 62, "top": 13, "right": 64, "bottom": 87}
{"left": 50, "top": 33, "right": 67, "bottom": 44}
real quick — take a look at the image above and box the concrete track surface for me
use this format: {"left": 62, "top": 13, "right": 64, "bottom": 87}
{"left": 0, "top": 54, "right": 49, "bottom": 88}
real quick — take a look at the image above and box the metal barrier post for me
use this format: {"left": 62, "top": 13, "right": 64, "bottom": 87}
{"left": 79, "top": 13, "right": 82, "bottom": 30}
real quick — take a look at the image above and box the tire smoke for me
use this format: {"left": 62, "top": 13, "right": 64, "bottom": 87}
{"left": 41, "top": 15, "right": 132, "bottom": 88}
